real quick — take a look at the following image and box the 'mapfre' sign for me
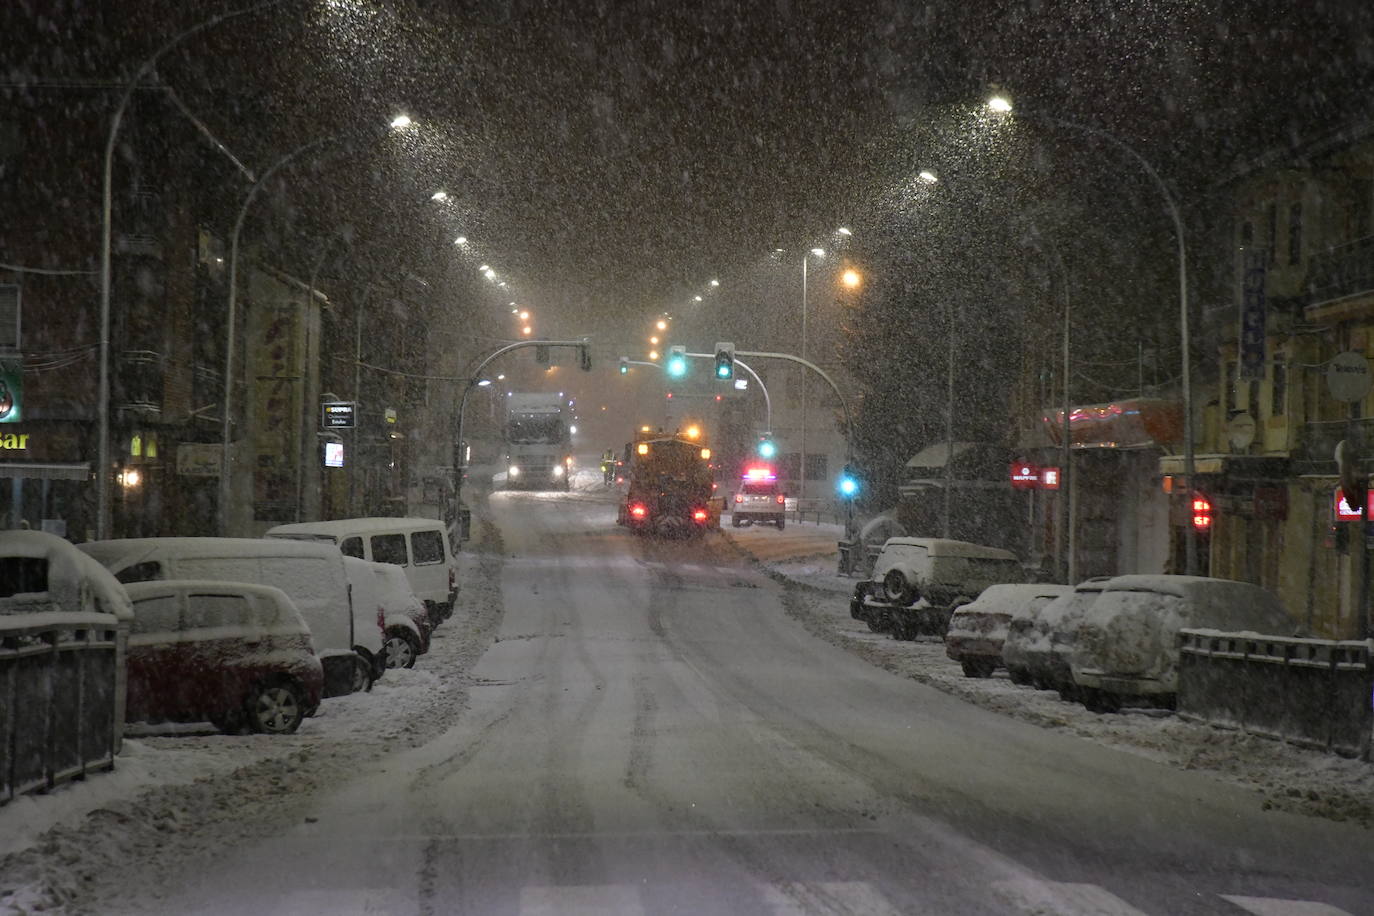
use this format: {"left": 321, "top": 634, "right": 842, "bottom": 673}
{"left": 321, "top": 401, "right": 355, "bottom": 429}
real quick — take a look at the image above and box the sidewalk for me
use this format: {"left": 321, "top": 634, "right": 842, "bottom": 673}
{"left": 721, "top": 525, "right": 1374, "bottom": 829}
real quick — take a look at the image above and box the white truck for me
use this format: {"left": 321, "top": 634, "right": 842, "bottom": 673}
{"left": 504, "top": 392, "right": 573, "bottom": 490}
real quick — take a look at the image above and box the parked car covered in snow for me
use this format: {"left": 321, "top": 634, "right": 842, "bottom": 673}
{"left": 1, "top": 530, "right": 136, "bottom": 760}
{"left": 123, "top": 580, "right": 323, "bottom": 735}
{"left": 343, "top": 557, "right": 429, "bottom": 670}
{"left": 266, "top": 518, "right": 459, "bottom": 627}
{"left": 1002, "top": 577, "right": 1110, "bottom": 696}
{"left": 78, "top": 537, "right": 383, "bottom": 697}
{"left": 1071, "top": 575, "right": 1298, "bottom": 712}
{"left": 852, "top": 538, "right": 1023, "bottom": 639}
{"left": 946, "top": 583, "right": 1072, "bottom": 678}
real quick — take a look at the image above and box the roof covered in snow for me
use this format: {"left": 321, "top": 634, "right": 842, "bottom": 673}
{"left": 881, "top": 538, "right": 1019, "bottom": 561}
{"left": 1, "top": 529, "right": 132, "bottom": 621}
{"left": 266, "top": 518, "right": 447, "bottom": 539}
{"left": 79, "top": 537, "right": 344, "bottom": 569}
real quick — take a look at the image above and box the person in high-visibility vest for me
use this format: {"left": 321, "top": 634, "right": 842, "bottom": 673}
{"left": 600, "top": 449, "right": 615, "bottom": 486}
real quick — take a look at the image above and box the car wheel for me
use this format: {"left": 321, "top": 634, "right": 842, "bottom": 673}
{"left": 865, "top": 616, "right": 886, "bottom": 633}
{"left": 961, "top": 658, "right": 995, "bottom": 678}
{"left": 776, "top": 516, "right": 785, "bottom": 530}
{"left": 385, "top": 628, "right": 421, "bottom": 669}
{"left": 882, "top": 570, "right": 915, "bottom": 606}
{"left": 732, "top": 515, "right": 742, "bottom": 528}
{"left": 246, "top": 680, "right": 305, "bottom": 735}
{"left": 1007, "top": 666, "right": 1032, "bottom": 686}
{"left": 350, "top": 654, "right": 374, "bottom": 693}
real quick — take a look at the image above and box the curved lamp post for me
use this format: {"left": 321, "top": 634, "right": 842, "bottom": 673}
{"left": 988, "top": 95, "right": 1197, "bottom": 575}
{"left": 97, "top": 0, "right": 286, "bottom": 539}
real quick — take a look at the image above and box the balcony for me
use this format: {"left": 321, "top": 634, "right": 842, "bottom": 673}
{"left": 1307, "top": 235, "right": 1374, "bottom": 308}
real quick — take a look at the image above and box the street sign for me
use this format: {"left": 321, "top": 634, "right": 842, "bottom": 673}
{"left": 176, "top": 443, "right": 221, "bottom": 477}
{"left": 324, "top": 441, "right": 345, "bottom": 468}
{"left": 1326, "top": 351, "right": 1372, "bottom": 403}
{"left": 1039, "top": 467, "right": 1061, "bottom": 490}
{"left": 1010, "top": 463, "right": 1039, "bottom": 489}
{"left": 322, "top": 401, "right": 355, "bottom": 429}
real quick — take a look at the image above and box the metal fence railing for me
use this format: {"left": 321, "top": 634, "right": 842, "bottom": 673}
{"left": 1, "top": 613, "right": 125, "bottom": 805}
{"left": 1177, "top": 629, "right": 1372, "bottom": 760}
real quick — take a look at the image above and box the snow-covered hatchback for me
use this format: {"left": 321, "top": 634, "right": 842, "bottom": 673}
{"left": 1071, "top": 575, "right": 1297, "bottom": 712}
{"left": 947, "top": 583, "right": 1072, "bottom": 678}
{"left": 123, "top": 580, "right": 323, "bottom": 735}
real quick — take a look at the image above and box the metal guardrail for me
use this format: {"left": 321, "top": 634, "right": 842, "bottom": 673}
{"left": 1177, "top": 629, "right": 1372, "bottom": 759}
{"left": 1, "top": 615, "right": 123, "bottom": 805}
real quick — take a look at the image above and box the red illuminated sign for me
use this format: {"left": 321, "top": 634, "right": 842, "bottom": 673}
{"left": 1191, "top": 494, "right": 1213, "bottom": 531}
{"left": 1010, "top": 463, "right": 1039, "bottom": 490}
{"left": 1039, "top": 467, "right": 1061, "bottom": 490}
{"left": 744, "top": 467, "right": 776, "bottom": 481}
{"left": 1334, "top": 487, "right": 1373, "bottom": 521}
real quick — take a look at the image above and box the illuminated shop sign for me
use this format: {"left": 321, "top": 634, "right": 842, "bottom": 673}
{"left": 1334, "top": 487, "right": 1373, "bottom": 522}
{"left": 0, "top": 361, "right": 21, "bottom": 424}
{"left": 1010, "top": 463, "right": 1039, "bottom": 489}
{"left": 321, "top": 402, "right": 355, "bottom": 429}
{"left": 324, "top": 441, "right": 345, "bottom": 468}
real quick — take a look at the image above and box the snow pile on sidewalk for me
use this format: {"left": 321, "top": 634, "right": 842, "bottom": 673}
{"left": 727, "top": 530, "right": 1374, "bottom": 829}
{"left": 0, "top": 525, "right": 507, "bottom": 916}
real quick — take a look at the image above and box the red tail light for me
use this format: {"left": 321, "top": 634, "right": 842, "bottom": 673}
{"left": 692, "top": 509, "right": 708, "bottom": 522}
{"left": 630, "top": 503, "right": 647, "bottom": 518}
{"left": 776, "top": 494, "right": 785, "bottom": 505}
{"left": 734, "top": 494, "right": 743, "bottom": 503}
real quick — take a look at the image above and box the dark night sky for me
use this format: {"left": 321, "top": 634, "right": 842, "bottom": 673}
{"left": 6, "top": 0, "right": 1374, "bottom": 339}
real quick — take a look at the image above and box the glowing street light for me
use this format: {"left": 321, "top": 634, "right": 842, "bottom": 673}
{"left": 478, "top": 263, "right": 490, "bottom": 271}
{"left": 836, "top": 227, "right": 852, "bottom": 236}
{"left": 648, "top": 349, "right": 660, "bottom": 360}
{"left": 987, "top": 94, "right": 1013, "bottom": 113}
{"left": 484, "top": 269, "right": 496, "bottom": 280}
{"left": 430, "top": 190, "right": 448, "bottom": 201}
{"left": 656, "top": 319, "right": 668, "bottom": 330}
{"left": 522, "top": 326, "right": 533, "bottom": 335}
{"left": 453, "top": 235, "right": 467, "bottom": 245}
{"left": 649, "top": 336, "right": 659, "bottom": 345}
{"left": 709, "top": 279, "right": 720, "bottom": 287}
{"left": 519, "top": 310, "right": 530, "bottom": 320}
{"left": 841, "top": 268, "right": 863, "bottom": 289}
{"left": 810, "top": 247, "right": 825, "bottom": 257}
{"left": 476, "top": 378, "right": 492, "bottom": 387}
{"left": 917, "top": 169, "right": 939, "bottom": 185}
{"left": 390, "top": 114, "right": 413, "bottom": 129}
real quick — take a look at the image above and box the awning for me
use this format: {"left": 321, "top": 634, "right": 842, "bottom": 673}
{"left": 1042, "top": 398, "right": 1183, "bottom": 449}
{"left": 0, "top": 462, "right": 91, "bottom": 480}
{"left": 904, "top": 441, "right": 977, "bottom": 470}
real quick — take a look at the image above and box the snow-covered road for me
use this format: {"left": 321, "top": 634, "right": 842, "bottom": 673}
{"left": 4, "top": 490, "right": 1372, "bottom": 914}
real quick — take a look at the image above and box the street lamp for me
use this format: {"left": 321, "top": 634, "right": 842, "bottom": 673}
{"left": 799, "top": 247, "right": 826, "bottom": 501}
{"left": 97, "top": 0, "right": 289, "bottom": 539}
{"left": 389, "top": 114, "right": 414, "bottom": 129}
{"left": 430, "top": 190, "right": 448, "bottom": 201}
{"left": 988, "top": 93, "right": 1196, "bottom": 575}
{"left": 841, "top": 269, "right": 862, "bottom": 289}
{"left": 453, "top": 236, "right": 467, "bottom": 245}
{"left": 219, "top": 119, "right": 406, "bottom": 535}
{"left": 917, "top": 169, "right": 939, "bottom": 185}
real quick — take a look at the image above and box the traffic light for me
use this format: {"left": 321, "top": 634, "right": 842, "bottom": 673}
{"left": 578, "top": 342, "right": 592, "bottom": 372}
{"left": 837, "top": 465, "right": 860, "bottom": 499}
{"left": 757, "top": 435, "right": 776, "bottom": 459}
{"left": 666, "top": 345, "right": 688, "bottom": 378}
{"left": 535, "top": 345, "right": 550, "bottom": 366}
{"left": 713, "top": 341, "right": 735, "bottom": 380}
{"left": 618, "top": 356, "right": 629, "bottom": 375}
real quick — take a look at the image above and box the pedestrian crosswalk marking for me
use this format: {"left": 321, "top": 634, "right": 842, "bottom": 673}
{"left": 519, "top": 884, "right": 643, "bottom": 915}
{"left": 504, "top": 880, "right": 1356, "bottom": 916}
{"left": 993, "top": 879, "right": 1150, "bottom": 915}
{"left": 759, "top": 880, "right": 903, "bottom": 915}
{"left": 1221, "top": 896, "right": 1354, "bottom": 916}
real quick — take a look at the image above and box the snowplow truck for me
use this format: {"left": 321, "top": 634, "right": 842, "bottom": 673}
{"left": 617, "top": 431, "right": 719, "bottom": 536}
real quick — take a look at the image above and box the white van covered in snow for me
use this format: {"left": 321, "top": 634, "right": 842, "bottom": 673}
{"left": 77, "top": 537, "right": 384, "bottom": 696}
{"left": 265, "top": 518, "right": 458, "bottom": 625}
